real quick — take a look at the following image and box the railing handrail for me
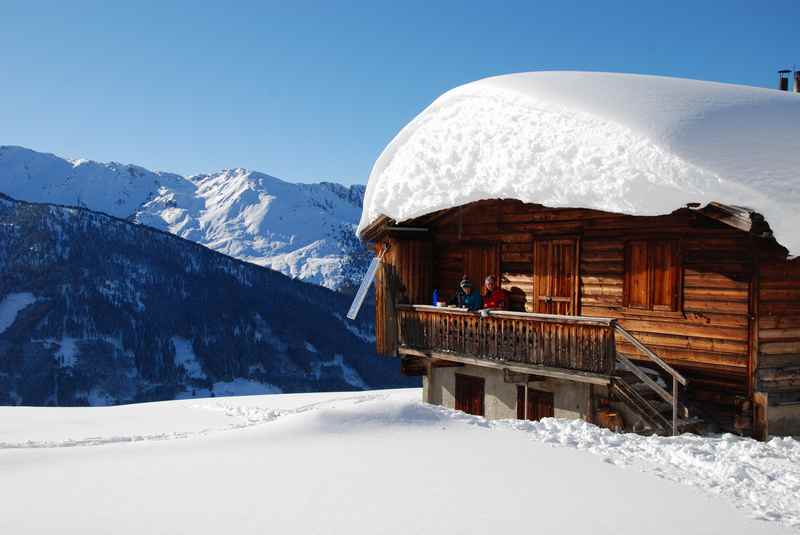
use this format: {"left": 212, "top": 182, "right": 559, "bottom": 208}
{"left": 397, "top": 304, "right": 473, "bottom": 316}
{"left": 397, "top": 303, "right": 690, "bottom": 435}
{"left": 396, "top": 304, "right": 616, "bottom": 327}
{"left": 396, "top": 304, "right": 616, "bottom": 376}
{"left": 614, "top": 323, "right": 687, "bottom": 386}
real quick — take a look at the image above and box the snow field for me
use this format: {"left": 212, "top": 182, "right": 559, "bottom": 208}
{"left": 0, "top": 389, "right": 797, "bottom": 534}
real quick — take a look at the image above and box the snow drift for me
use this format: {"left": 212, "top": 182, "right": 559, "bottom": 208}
{"left": 358, "top": 71, "right": 800, "bottom": 253}
{"left": 1, "top": 390, "right": 798, "bottom": 534}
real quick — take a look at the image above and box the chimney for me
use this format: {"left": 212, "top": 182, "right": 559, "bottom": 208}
{"left": 779, "top": 70, "right": 791, "bottom": 91}
{"left": 794, "top": 70, "right": 800, "bottom": 93}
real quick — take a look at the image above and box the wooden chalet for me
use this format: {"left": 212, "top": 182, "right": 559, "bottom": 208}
{"left": 360, "top": 200, "right": 800, "bottom": 438}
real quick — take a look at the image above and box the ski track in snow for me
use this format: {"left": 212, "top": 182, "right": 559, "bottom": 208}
{"left": 0, "top": 393, "right": 389, "bottom": 450}
{"left": 2, "top": 393, "right": 799, "bottom": 529}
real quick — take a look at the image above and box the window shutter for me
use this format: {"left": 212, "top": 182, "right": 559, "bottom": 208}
{"left": 624, "top": 239, "right": 680, "bottom": 312}
{"left": 651, "top": 241, "right": 679, "bottom": 311}
{"left": 625, "top": 241, "right": 650, "bottom": 309}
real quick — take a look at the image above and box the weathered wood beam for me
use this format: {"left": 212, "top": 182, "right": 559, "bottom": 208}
{"left": 396, "top": 303, "right": 615, "bottom": 327}
{"left": 398, "top": 347, "right": 612, "bottom": 386}
{"left": 503, "top": 369, "right": 528, "bottom": 383}
{"left": 400, "top": 356, "right": 427, "bottom": 377}
{"left": 431, "top": 359, "right": 464, "bottom": 368}
{"left": 696, "top": 202, "right": 773, "bottom": 239}
{"left": 358, "top": 215, "right": 393, "bottom": 242}
{"left": 387, "top": 226, "right": 429, "bottom": 233}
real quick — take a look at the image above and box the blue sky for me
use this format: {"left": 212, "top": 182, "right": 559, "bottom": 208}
{"left": 1, "top": 1, "right": 797, "bottom": 184}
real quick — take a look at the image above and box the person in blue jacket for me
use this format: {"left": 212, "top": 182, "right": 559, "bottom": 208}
{"left": 448, "top": 276, "right": 483, "bottom": 311}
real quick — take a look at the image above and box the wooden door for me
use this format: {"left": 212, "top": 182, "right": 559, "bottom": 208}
{"left": 526, "top": 389, "right": 554, "bottom": 421}
{"left": 464, "top": 245, "right": 499, "bottom": 294}
{"left": 455, "top": 374, "right": 485, "bottom": 416}
{"left": 533, "top": 239, "right": 578, "bottom": 315}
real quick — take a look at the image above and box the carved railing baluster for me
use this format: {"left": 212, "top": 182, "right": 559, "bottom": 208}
{"left": 395, "top": 305, "right": 614, "bottom": 375}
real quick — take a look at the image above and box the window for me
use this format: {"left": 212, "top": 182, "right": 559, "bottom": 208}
{"left": 517, "top": 386, "right": 554, "bottom": 421}
{"left": 624, "top": 240, "right": 680, "bottom": 311}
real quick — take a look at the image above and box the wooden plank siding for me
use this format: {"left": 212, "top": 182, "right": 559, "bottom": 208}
{"left": 372, "top": 199, "right": 796, "bottom": 432}
{"left": 406, "top": 200, "right": 785, "bottom": 415}
{"left": 757, "top": 260, "right": 800, "bottom": 393}
{"left": 374, "top": 240, "right": 398, "bottom": 355}
{"left": 579, "top": 232, "right": 754, "bottom": 411}
{"left": 374, "top": 238, "right": 433, "bottom": 355}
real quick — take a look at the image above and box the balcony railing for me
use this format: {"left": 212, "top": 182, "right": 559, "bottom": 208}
{"left": 396, "top": 304, "right": 692, "bottom": 435}
{"left": 396, "top": 304, "right": 616, "bottom": 376}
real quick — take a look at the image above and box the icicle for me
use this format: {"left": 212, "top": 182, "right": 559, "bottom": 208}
{"left": 346, "top": 244, "right": 387, "bottom": 320}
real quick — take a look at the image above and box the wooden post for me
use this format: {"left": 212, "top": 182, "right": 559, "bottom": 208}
{"left": 424, "top": 360, "right": 434, "bottom": 404}
{"left": 375, "top": 240, "right": 399, "bottom": 355}
{"left": 753, "top": 391, "right": 768, "bottom": 441}
{"left": 524, "top": 383, "right": 529, "bottom": 420}
{"left": 586, "top": 384, "right": 594, "bottom": 424}
{"left": 672, "top": 378, "right": 678, "bottom": 436}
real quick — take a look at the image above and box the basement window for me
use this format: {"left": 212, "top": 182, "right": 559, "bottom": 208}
{"left": 624, "top": 240, "right": 681, "bottom": 312}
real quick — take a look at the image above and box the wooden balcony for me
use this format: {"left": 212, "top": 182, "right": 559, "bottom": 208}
{"left": 396, "top": 304, "right": 694, "bottom": 435}
{"left": 396, "top": 304, "right": 617, "bottom": 382}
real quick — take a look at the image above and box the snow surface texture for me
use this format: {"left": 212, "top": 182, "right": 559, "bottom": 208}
{"left": 0, "top": 292, "right": 37, "bottom": 334}
{"left": 0, "top": 146, "right": 364, "bottom": 289}
{"left": 358, "top": 71, "right": 800, "bottom": 254}
{"left": 0, "top": 390, "right": 797, "bottom": 534}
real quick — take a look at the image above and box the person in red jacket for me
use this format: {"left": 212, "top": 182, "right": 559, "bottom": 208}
{"left": 482, "top": 275, "right": 508, "bottom": 310}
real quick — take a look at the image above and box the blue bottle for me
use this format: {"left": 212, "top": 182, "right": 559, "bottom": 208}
{"left": 432, "top": 289, "right": 439, "bottom": 306}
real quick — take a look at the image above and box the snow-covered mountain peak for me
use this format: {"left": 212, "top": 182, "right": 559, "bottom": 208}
{"left": 0, "top": 145, "right": 189, "bottom": 218}
{"left": 0, "top": 146, "right": 368, "bottom": 290}
{"left": 148, "top": 167, "right": 367, "bottom": 287}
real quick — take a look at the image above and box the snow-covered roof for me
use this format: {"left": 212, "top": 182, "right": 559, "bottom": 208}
{"left": 358, "top": 71, "right": 800, "bottom": 253}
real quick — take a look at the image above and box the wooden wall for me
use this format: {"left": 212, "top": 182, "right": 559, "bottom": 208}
{"left": 374, "top": 240, "right": 398, "bottom": 356}
{"left": 374, "top": 237, "right": 433, "bottom": 355}
{"left": 757, "top": 260, "right": 800, "bottom": 394}
{"left": 399, "top": 199, "right": 789, "bottom": 429}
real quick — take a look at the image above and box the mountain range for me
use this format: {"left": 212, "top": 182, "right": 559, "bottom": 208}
{"left": 0, "top": 145, "right": 367, "bottom": 290}
{"left": 0, "top": 192, "right": 408, "bottom": 405}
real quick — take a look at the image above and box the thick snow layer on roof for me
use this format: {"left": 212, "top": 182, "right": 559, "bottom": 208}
{"left": 358, "top": 72, "right": 800, "bottom": 252}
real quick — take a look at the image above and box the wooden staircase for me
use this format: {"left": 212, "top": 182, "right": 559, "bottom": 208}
{"left": 611, "top": 324, "right": 702, "bottom": 435}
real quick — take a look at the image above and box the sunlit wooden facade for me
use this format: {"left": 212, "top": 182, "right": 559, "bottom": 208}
{"left": 362, "top": 199, "right": 800, "bottom": 438}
